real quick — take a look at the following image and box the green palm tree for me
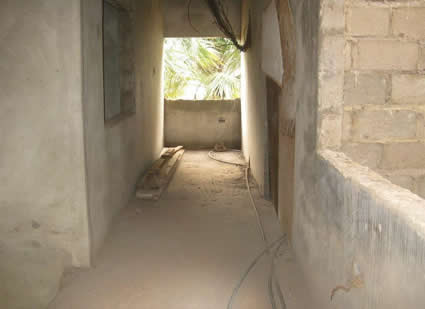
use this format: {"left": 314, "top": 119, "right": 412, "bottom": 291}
{"left": 164, "top": 38, "right": 241, "bottom": 100}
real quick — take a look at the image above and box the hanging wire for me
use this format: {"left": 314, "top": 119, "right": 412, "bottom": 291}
{"left": 204, "top": 0, "right": 251, "bottom": 52}
{"left": 188, "top": 0, "right": 201, "bottom": 34}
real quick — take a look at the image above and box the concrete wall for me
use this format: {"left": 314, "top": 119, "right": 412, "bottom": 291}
{"left": 82, "top": 0, "right": 164, "bottom": 262}
{"left": 342, "top": 1, "right": 425, "bottom": 200}
{"left": 0, "top": 0, "right": 90, "bottom": 267}
{"left": 241, "top": 0, "right": 269, "bottom": 195}
{"left": 288, "top": 0, "right": 425, "bottom": 307}
{"left": 275, "top": 0, "right": 297, "bottom": 236}
{"left": 0, "top": 0, "right": 164, "bottom": 269}
{"left": 164, "top": 100, "right": 241, "bottom": 149}
{"left": 162, "top": 0, "right": 241, "bottom": 38}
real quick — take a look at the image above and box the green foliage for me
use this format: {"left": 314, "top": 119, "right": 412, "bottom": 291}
{"left": 164, "top": 38, "right": 241, "bottom": 100}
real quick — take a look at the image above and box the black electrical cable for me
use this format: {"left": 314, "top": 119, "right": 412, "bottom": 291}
{"left": 204, "top": 0, "right": 251, "bottom": 52}
{"left": 187, "top": 0, "right": 201, "bottom": 34}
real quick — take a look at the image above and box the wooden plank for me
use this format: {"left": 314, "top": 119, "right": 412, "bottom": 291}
{"left": 161, "top": 145, "right": 183, "bottom": 158}
{"left": 136, "top": 148, "right": 185, "bottom": 200}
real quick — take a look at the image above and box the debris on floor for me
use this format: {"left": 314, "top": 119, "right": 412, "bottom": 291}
{"left": 136, "top": 146, "right": 185, "bottom": 200}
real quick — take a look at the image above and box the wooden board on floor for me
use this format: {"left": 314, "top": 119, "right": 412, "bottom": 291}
{"left": 136, "top": 147, "right": 185, "bottom": 201}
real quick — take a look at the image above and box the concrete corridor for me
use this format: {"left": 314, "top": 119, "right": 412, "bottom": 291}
{"left": 49, "top": 151, "right": 311, "bottom": 309}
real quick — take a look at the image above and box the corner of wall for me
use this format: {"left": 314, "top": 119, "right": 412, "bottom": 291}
{"left": 316, "top": 0, "right": 345, "bottom": 152}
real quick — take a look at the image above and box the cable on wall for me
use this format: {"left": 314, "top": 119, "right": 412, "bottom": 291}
{"left": 204, "top": 0, "right": 251, "bottom": 52}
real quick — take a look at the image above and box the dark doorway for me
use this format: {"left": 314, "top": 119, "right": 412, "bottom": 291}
{"left": 266, "top": 77, "right": 281, "bottom": 213}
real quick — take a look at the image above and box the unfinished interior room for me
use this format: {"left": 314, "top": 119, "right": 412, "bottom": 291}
{"left": 1, "top": 0, "right": 425, "bottom": 308}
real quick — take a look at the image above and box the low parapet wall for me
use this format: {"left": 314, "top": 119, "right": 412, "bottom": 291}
{"left": 164, "top": 99, "right": 241, "bottom": 149}
{"left": 294, "top": 150, "right": 425, "bottom": 308}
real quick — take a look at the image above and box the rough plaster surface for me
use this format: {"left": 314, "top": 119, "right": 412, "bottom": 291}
{"left": 275, "top": 0, "right": 297, "bottom": 237}
{"left": 162, "top": 0, "right": 241, "bottom": 38}
{"left": 82, "top": 0, "right": 164, "bottom": 262}
{"left": 241, "top": 0, "right": 269, "bottom": 195}
{"left": 49, "top": 151, "right": 314, "bottom": 309}
{"left": 262, "top": 0, "right": 284, "bottom": 86}
{"left": 0, "top": 247, "right": 66, "bottom": 309}
{"left": 0, "top": 0, "right": 90, "bottom": 266}
{"left": 164, "top": 100, "right": 241, "bottom": 149}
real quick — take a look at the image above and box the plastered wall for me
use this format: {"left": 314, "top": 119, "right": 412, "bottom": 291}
{"left": 164, "top": 100, "right": 241, "bottom": 149}
{"left": 342, "top": 0, "right": 425, "bottom": 200}
{"left": 82, "top": 0, "right": 164, "bottom": 262}
{"left": 0, "top": 0, "right": 90, "bottom": 267}
{"left": 241, "top": 0, "right": 269, "bottom": 195}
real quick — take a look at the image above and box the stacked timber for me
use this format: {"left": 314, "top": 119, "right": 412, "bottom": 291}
{"left": 136, "top": 146, "right": 184, "bottom": 200}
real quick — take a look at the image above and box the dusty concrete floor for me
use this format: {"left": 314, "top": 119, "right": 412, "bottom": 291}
{"left": 49, "top": 151, "right": 312, "bottom": 309}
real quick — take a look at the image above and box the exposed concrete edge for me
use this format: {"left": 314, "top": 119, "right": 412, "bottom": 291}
{"left": 318, "top": 149, "right": 425, "bottom": 240}
{"left": 80, "top": 0, "right": 97, "bottom": 267}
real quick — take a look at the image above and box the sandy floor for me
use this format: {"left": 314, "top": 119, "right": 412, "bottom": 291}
{"left": 49, "top": 151, "right": 312, "bottom": 309}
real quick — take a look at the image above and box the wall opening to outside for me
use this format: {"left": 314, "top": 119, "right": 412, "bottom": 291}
{"left": 163, "top": 38, "right": 241, "bottom": 100}
{"left": 163, "top": 37, "right": 242, "bottom": 150}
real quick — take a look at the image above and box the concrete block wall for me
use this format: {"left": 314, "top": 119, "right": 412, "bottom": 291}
{"left": 164, "top": 100, "right": 241, "bottom": 149}
{"left": 293, "top": 0, "right": 425, "bottom": 308}
{"left": 342, "top": 0, "right": 425, "bottom": 198}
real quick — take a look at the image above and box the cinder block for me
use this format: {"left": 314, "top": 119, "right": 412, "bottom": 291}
{"left": 318, "top": 113, "right": 342, "bottom": 149}
{"left": 348, "top": 7, "right": 390, "bottom": 36}
{"left": 320, "top": 0, "right": 345, "bottom": 33}
{"left": 419, "top": 45, "right": 425, "bottom": 71}
{"left": 393, "top": 8, "right": 425, "bottom": 40}
{"left": 380, "top": 142, "right": 425, "bottom": 169}
{"left": 344, "top": 73, "right": 387, "bottom": 105}
{"left": 342, "top": 142, "right": 383, "bottom": 168}
{"left": 342, "top": 111, "right": 352, "bottom": 142}
{"left": 319, "top": 35, "right": 345, "bottom": 73}
{"left": 351, "top": 109, "right": 418, "bottom": 141}
{"left": 319, "top": 70, "right": 344, "bottom": 111}
{"left": 353, "top": 40, "right": 418, "bottom": 71}
{"left": 392, "top": 74, "right": 425, "bottom": 104}
{"left": 345, "top": 41, "right": 352, "bottom": 71}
